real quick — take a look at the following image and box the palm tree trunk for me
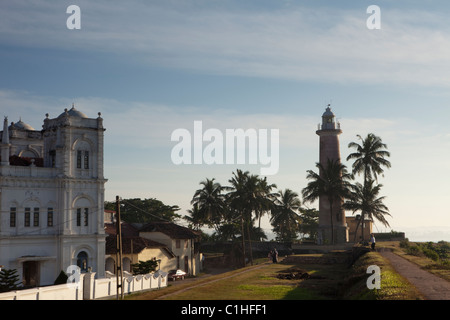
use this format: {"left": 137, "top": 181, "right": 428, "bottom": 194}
{"left": 329, "top": 196, "right": 334, "bottom": 245}
{"left": 354, "top": 218, "right": 361, "bottom": 242}
{"left": 361, "top": 212, "right": 365, "bottom": 244}
{"left": 258, "top": 213, "right": 261, "bottom": 229}
{"left": 246, "top": 220, "right": 253, "bottom": 266}
{"left": 240, "top": 214, "right": 246, "bottom": 267}
{"left": 258, "top": 213, "right": 262, "bottom": 242}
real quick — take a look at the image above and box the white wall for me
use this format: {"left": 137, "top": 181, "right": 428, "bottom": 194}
{"left": 0, "top": 271, "right": 167, "bottom": 300}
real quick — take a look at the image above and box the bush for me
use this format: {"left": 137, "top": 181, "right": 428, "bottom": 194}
{"left": 402, "top": 241, "right": 449, "bottom": 265}
{"left": 436, "top": 242, "right": 449, "bottom": 260}
{"left": 399, "top": 239, "right": 410, "bottom": 248}
{"left": 54, "top": 270, "right": 68, "bottom": 285}
{"left": 406, "top": 245, "right": 421, "bottom": 256}
{"left": 421, "top": 247, "right": 440, "bottom": 261}
{"left": 0, "top": 268, "right": 21, "bottom": 292}
{"left": 132, "top": 260, "right": 158, "bottom": 274}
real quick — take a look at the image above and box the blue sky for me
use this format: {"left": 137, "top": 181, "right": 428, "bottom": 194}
{"left": 1, "top": 0, "right": 450, "bottom": 241}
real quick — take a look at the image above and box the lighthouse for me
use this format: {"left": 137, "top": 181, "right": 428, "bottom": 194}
{"left": 316, "top": 105, "right": 347, "bottom": 244}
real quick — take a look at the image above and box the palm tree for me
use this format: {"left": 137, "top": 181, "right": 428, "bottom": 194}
{"left": 191, "top": 178, "right": 226, "bottom": 233}
{"left": 183, "top": 203, "right": 202, "bottom": 231}
{"left": 270, "top": 189, "right": 302, "bottom": 242}
{"left": 254, "top": 176, "right": 278, "bottom": 234}
{"left": 227, "top": 169, "right": 252, "bottom": 267}
{"left": 302, "top": 159, "right": 353, "bottom": 244}
{"left": 344, "top": 179, "right": 391, "bottom": 242}
{"left": 347, "top": 133, "right": 391, "bottom": 184}
{"left": 346, "top": 133, "right": 391, "bottom": 243}
{"left": 227, "top": 169, "right": 269, "bottom": 266}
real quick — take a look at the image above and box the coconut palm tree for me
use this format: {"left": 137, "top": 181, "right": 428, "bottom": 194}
{"left": 191, "top": 178, "right": 226, "bottom": 233}
{"left": 344, "top": 179, "right": 391, "bottom": 242}
{"left": 347, "top": 133, "right": 391, "bottom": 184}
{"left": 254, "top": 176, "right": 278, "bottom": 234}
{"left": 184, "top": 203, "right": 203, "bottom": 231}
{"left": 227, "top": 169, "right": 253, "bottom": 267}
{"left": 270, "top": 189, "right": 302, "bottom": 242}
{"left": 301, "top": 159, "right": 353, "bottom": 245}
{"left": 227, "top": 170, "right": 272, "bottom": 266}
{"left": 346, "top": 133, "right": 391, "bottom": 242}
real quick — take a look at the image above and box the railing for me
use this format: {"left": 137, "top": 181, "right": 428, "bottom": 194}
{"left": 317, "top": 122, "right": 341, "bottom": 131}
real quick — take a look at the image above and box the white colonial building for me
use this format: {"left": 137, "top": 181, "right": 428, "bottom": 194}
{"left": 0, "top": 105, "right": 107, "bottom": 287}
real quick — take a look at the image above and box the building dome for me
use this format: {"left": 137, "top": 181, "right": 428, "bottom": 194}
{"left": 10, "top": 119, "right": 35, "bottom": 131}
{"left": 58, "top": 105, "right": 88, "bottom": 119}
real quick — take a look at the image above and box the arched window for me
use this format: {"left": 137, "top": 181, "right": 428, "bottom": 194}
{"left": 105, "top": 257, "right": 115, "bottom": 274}
{"left": 76, "top": 251, "right": 88, "bottom": 272}
{"left": 123, "top": 257, "right": 133, "bottom": 273}
{"left": 73, "top": 197, "right": 92, "bottom": 230}
{"left": 74, "top": 139, "right": 92, "bottom": 170}
{"left": 76, "top": 150, "right": 89, "bottom": 169}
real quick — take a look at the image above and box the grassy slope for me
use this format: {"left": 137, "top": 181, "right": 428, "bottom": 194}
{"left": 342, "top": 250, "right": 424, "bottom": 300}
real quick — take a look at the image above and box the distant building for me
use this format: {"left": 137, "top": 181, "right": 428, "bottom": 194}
{"left": 104, "top": 209, "right": 116, "bottom": 224}
{"left": 0, "top": 106, "right": 107, "bottom": 287}
{"left": 104, "top": 221, "right": 202, "bottom": 276}
{"left": 346, "top": 215, "right": 373, "bottom": 242}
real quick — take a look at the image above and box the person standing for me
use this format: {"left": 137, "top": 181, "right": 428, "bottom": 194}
{"left": 272, "top": 248, "right": 278, "bottom": 263}
{"left": 370, "top": 233, "right": 376, "bottom": 251}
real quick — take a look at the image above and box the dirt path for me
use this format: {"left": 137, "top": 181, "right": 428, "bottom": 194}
{"left": 379, "top": 250, "right": 450, "bottom": 300}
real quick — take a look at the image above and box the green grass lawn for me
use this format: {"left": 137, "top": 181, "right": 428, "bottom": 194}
{"left": 125, "top": 241, "right": 437, "bottom": 301}
{"left": 160, "top": 262, "right": 329, "bottom": 300}
{"left": 129, "top": 248, "right": 424, "bottom": 300}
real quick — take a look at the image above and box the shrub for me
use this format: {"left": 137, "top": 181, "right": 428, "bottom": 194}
{"left": 406, "top": 245, "right": 421, "bottom": 256}
{"left": 132, "top": 260, "right": 158, "bottom": 274}
{"left": 421, "top": 248, "right": 440, "bottom": 261}
{"left": 0, "top": 268, "right": 21, "bottom": 292}
{"left": 54, "top": 270, "right": 68, "bottom": 285}
{"left": 399, "top": 239, "right": 410, "bottom": 248}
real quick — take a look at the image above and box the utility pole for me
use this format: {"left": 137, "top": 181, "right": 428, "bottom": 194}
{"left": 115, "top": 195, "right": 124, "bottom": 300}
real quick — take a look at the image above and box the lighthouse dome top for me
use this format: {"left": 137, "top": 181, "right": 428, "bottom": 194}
{"left": 322, "top": 105, "right": 335, "bottom": 118}
{"left": 317, "top": 105, "right": 341, "bottom": 132}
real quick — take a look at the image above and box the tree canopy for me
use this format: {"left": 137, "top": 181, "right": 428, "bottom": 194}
{"left": 104, "top": 198, "right": 181, "bottom": 223}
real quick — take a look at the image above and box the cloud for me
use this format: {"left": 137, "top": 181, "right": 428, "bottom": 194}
{"left": 2, "top": 1, "right": 450, "bottom": 87}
